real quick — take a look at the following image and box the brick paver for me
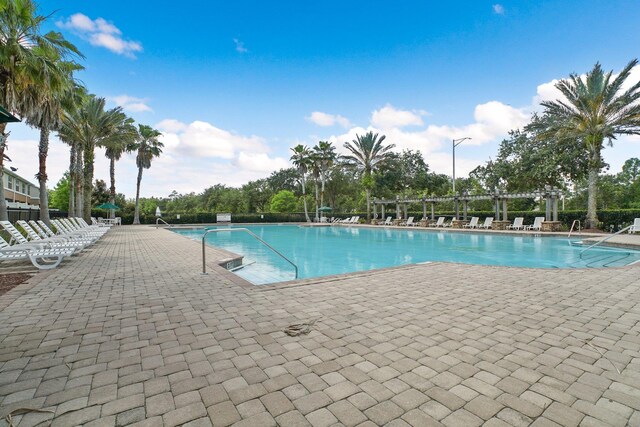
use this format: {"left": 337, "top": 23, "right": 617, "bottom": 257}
{"left": 1, "top": 225, "right": 639, "bottom": 426}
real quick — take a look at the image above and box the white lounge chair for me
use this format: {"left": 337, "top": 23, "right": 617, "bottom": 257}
{"left": 507, "top": 217, "right": 524, "bottom": 230}
{"left": 463, "top": 217, "right": 479, "bottom": 229}
{"left": 381, "top": 216, "right": 392, "bottom": 225}
{"left": 16, "top": 220, "right": 88, "bottom": 251}
{"left": 0, "top": 235, "right": 73, "bottom": 269}
{"left": 525, "top": 217, "right": 545, "bottom": 231}
{"left": 479, "top": 217, "right": 493, "bottom": 229}
{"left": 401, "top": 217, "right": 415, "bottom": 226}
{"left": 431, "top": 217, "right": 445, "bottom": 227}
{"left": 629, "top": 218, "right": 640, "bottom": 234}
{"left": 351, "top": 216, "right": 360, "bottom": 224}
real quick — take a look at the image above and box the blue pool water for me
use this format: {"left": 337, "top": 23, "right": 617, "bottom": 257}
{"left": 172, "top": 225, "right": 640, "bottom": 284}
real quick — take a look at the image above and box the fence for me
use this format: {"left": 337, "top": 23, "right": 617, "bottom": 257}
{"left": 7, "top": 208, "right": 67, "bottom": 223}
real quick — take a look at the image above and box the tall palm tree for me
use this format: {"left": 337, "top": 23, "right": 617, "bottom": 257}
{"left": 290, "top": 144, "right": 312, "bottom": 222}
{"left": 23, "top": 55, "right": 82, "bottom": 224}
{"left": 102, "top": 115, "right": 137, "bottom": 218}
{"left": 131, "top": 124, "right": 163, "bottom": 225}
{"left": 58, "top": 96, "right": 126, "bottom": 221}
{"left": 532, "top": 60, "right": 640, "bottom": 228}
{"left": 343, "top": 131, "right": 395, "bottom": 220}
{"left": 313, "top": 141, "right": 337, "bottom": 212}
{"left": 0, "top": 0, "right": 83, "bottom": 220}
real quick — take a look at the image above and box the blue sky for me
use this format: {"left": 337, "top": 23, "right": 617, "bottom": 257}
{"left": 8, "top": 1, "right": 640, "bottom": 197}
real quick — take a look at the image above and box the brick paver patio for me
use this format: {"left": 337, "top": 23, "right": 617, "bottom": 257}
{"left": 1, "top": 225, "right": 639, "bottom": 426}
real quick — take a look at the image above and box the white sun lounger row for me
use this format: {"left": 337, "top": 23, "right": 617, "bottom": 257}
{"left": 0, "top": 217, "right": 110, "bottom": 270}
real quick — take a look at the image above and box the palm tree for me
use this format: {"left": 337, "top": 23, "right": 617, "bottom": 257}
{"left": 313, "top": 141, "right": 337, "bottom": 212}
{"left": 102, "top": 115, "right": 137, "bottom": 218}
{"left": 58, "top": 96, "right": 126, "bottom": 221}
{"left": 131, "top": 124, "right": 163, "bottom": 225}
{"left": 343, "top": 131, "right": 395, "bottom": 220}
{"left": 0, "top": 0, "right": 83, "bottom": 220}
{"left": 290, "top": 144, "right": 312, "bottom": 222}
{"left": 532, "top": 60, "right": 640, "bottom": 228}
{"left": 23, "top": 55, "right": 82, "bottom": 225}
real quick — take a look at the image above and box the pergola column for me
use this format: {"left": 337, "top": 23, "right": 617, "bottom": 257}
{"left": 552, "top": 188, "right": 559, "bottom": 221}
{"left": 502, "top": 198, "right": 508, "bottom": 221}
{"left": 381, "top": 204, "right": 385, "bottom": 219}
{"left": 396, "top": 198, "right": 401, "bottom": 219}
{"left": 431, "top": 202, "right": 435, "bottom": 220}
{"left": 494, "top": 190, "right": 500, "bottom": 220}
{"left": 422, "top": 198, "right": 427, "bottom": 220}
{"left": 373, "top": 198, "right": 377, "bottom": 220}
{"left": 545, "top": 185, "right": 551, "bottom": 221}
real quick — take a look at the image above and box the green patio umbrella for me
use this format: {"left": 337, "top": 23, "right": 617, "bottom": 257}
{"left": 96, "top": 202, "right": 120, "bottom": 210}
{"left": 0, "top": 105, "right": 20, "bottom": 123}
{"left": 318, "top": 206, "right": 332, "bottom": 212}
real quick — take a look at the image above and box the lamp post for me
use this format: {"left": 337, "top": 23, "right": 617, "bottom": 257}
{"left": 452, "top": 137, "right": 471, "bottom": 219}
{"left": 452, "top": 137, "right": 471, "bottom": 194}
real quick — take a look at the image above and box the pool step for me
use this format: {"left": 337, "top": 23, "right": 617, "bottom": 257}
{"left": 233, "top": 261, "right": 295, "bottom": 285}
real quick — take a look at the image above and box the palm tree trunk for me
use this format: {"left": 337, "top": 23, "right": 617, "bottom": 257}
{"left": 68, "top": 145, "right": 75, "bottom": 217}
{"left": 133, "top": 166, "right": 143, "bottom": 225}
{"left": 301, "top": 176, "right": 310, "bottom": 222}
{"left": 314, "top": 180, "right": 319, "bottom": 222}
{"left": 83, "top": 142, "right": 95, "bottom": 222}
{"left": 365, "top": 188, "right": 371, "bottom": 221}
{"left": 0, "top": 123, "right": 8, "bottom": 222}
{"left": 75, "top": 147, "right": 83, "bottom": 218}
{"left": 586, "top": 166, "right": 599, "bottom": 229}
{"left": 37, "top": 127, "right": 50, "bottom": 225}
{"left": 109, "top": 156, "right": 116, "bottom": 219}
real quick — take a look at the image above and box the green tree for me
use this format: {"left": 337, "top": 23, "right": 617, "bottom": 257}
{"left": 290, "top": 144, "right": 312, "bottom": 222}
{"left": 270, "top": 190, "right": 297, "bottom": 212}
{"left": 58, "top": 96, "right": 128, "bottom": 221}
{"left": 0, "top": 0, "right": 83, "bottom": 221}
{"left": 49, "top": 172, "right": 70, "bottom": 211}
{"left": 102, "top": 113, "right": 137, "bottom": 217}
{"left": 342, "top": 131, "right": 395, "bottom": 220}
{"left": 531, "top": 60, "right": 640, "bottom": 228}
{"left": 131, "top": 124, "right": 163, "bottom": 224}
{"left": 91, "top": 179, "right": 110, "bottom": 206}
{"left": 313, "top": 141, "right": 337, "bottom": 213}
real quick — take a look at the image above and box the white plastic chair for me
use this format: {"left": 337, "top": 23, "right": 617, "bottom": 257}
{"left": 463, "top": 217, "right": 479, "bottom": 229}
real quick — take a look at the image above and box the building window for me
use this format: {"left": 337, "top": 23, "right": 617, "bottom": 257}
{"left": 22, "top": 182, "right": 26, "bottom": 194}
{"left": 7, "top": 176, "right": 12, "bottom": 190}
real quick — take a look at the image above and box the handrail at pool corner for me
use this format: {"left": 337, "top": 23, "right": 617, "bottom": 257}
{"left": 568, "top": 220, "right": 581, "bottom": 239}
{"left": 579, "top": 224, "right": 632, "bottom": 258}
{"left": 156, "top": 218, "right": 170, "bottom": 228}
{"left": 201, "top": 228, "right": 298, "bottom": 279}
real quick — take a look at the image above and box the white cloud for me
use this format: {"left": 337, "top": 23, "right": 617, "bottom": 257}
{"left": 370, "top": 104, "right": 427, "bottom": 129}
{"left": 57, "top": 13, "right": 143, "bottom": 58}
{"left": 235, "top": 152, "right": 288, "bottom": 173}
{"left": 493, "top": 4, "right": 505, "bottom": 14}
{"left": 306, "top": 111, "right": 351, "bottom": 128}
{"left": 233, "top": 38, "right": 248, "bottom": 53}
{"left": 109, "top": 95, "right": 152, "bottom": 113}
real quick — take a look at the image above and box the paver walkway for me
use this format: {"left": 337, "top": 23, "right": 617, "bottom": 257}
{"left": 1, "top": 226, "right": 639, "bottom": 426}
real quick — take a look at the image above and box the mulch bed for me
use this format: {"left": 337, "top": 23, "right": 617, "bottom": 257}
{"left": 0, "top": 273, "right": 32, "bottom": 296}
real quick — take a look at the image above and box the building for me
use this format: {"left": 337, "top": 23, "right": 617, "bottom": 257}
{"left": 3, "top": 167, "right": 40, "bottom": 209}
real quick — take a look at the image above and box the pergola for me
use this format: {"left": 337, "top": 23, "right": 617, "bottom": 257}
{"left": 373, "top": 186, "right": 563, "bottom": 222}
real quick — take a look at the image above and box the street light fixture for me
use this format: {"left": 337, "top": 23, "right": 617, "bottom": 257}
{"left": 452, "top": 137, "right": 471, "bottom": 194}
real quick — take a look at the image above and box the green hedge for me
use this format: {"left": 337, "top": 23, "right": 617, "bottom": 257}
{"left": 106, "top": 209, "right": 640, "bottom": 231}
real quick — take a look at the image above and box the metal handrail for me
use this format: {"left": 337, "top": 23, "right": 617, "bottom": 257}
{"left": 568, "top": 220, "right": 581, "bottom": 239}
{"left": 580, "top": 224, "right": 632, "bottom": 257}
{"left": 202, "top": 228, "right": 298, "bottom": 278}
{"left": 156, "top": 218, "right": 170, "bottom": 228}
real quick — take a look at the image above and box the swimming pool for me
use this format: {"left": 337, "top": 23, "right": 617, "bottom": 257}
{"left": 172, "top": 225, "right": 640, "bottom": 284}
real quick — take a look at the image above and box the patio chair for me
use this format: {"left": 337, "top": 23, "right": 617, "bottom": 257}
{"left": 0, "top": 235, "right": 74, "bottom": 269}
{"left": 628, "top": 218, "right": 640, "bottom": 234}
{"left": 430, "top": 217, "right": 446, "bottom": 227}
{"left": 401, "top": 217, "right": 415, "bottom": 226}
{"left": 51, "top": 219, "right": 101, "bottom": 241}
{"left": 463, "top": 217, "right": 480, "bottom": 229}
{"left": 507, "top": 217, "right": 524, "bottom": 230}
{"left": 479, "top": 217, "right": 493, "bottom": 229}
{"left": 381, "top": 216, "right": 393, "bottom": 226}
{"left": 525, "top": 217, "right": 545, "bottom": 231}
{"left": 351, "top": 216, "right": 360, "bottom": 224}
{"left": 340, "top": 217, "right": 353, "bottom": 223}
{"left": 16, "top": 220, "right": 87, "bottom": 251}
{"left": 0, "top": 221, "right": 80, "bottom": 254}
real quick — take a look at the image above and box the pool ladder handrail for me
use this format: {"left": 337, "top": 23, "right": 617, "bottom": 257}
{"left": 202, "top": 228, "right": 298, "bottom": 279}
{"left": 579, "top": 224, "right": 633, "bottom": 258}
{"left": 568, "top": 220, "right": 581, "bottom": 239}
{"left": 156, "top": 218, "right": 170, "bottom": 228}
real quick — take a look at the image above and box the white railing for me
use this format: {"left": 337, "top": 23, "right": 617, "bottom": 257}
{"left": 201, "top": 228, "right": 298, "bottom": 279}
